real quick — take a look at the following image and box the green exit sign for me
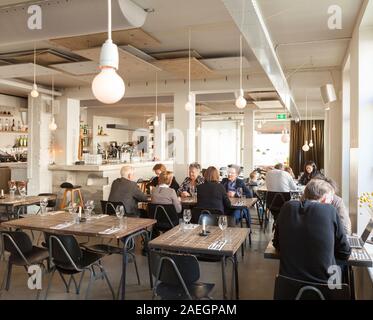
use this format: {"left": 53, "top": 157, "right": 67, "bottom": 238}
{"left": 276, "top": 114, "right": 287, "bottom": 120}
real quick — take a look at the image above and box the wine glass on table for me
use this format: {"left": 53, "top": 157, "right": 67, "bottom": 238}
{"left": 115, "top": 205, "right": 126, "bottom": 228}
{"left": 218, "top": 215, "right": 228, "bottom": 241}
{"left": 8, "top": 180, "right": 16, "bottom": 198}
{"left": 40, "top": 198, "right": 49, "bottom": 216}
{"left": 183, "top": 209, "right": 192, "bottom": 227}
{"left": 85, "top": 200, "right": 95, "bottom": 220}
{"left": 18, "top": 182, "right": 27, "bottom": 199}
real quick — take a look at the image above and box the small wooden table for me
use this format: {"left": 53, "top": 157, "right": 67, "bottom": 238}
{"left": 1, "top": 212, "right": 157, "bottom": 300}
{"left": 0, "top": 194, "right": 57, "bottom": 219}
{"left": 149, "top": 224, "right": 249, "bottom": 299}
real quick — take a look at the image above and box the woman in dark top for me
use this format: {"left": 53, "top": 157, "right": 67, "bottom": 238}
{"left": 196, "top": 166, "right": 231, "bottom": 213}
{"left": 299, "top": 161, "right": 319, "bottom": 185}
{"left": 148, "top": 163, "right": 180, "bottom": 193}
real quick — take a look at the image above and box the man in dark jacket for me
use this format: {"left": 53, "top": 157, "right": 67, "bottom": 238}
{"left": 108, "top": 166, "right": 148, "bottom": 216}
{"left": 273, "top": 179, "right": 351, "bottom": 283}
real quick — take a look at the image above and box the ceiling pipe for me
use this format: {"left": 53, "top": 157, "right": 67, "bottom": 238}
{"left": 0, "top": 0, "right": 147, "bottom": 46}
{"left": 0, "top": 79, "right": 62, "bottom": 96}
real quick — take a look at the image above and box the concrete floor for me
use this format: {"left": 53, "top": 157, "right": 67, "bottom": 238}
{"left": 0, "top": 214, "right": 279, "bottom": 300}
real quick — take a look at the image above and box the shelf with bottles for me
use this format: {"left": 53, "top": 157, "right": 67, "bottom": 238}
{"left": 0, "top": 114, "right": 14, "bottom": 118}
{"left": 0, "top": 130, "right": 28, "bottom": 134}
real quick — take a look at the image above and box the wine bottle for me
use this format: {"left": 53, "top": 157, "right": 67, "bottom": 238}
{"left": 5, "top": 118, "right": 9, "bottom": 131}
{"left": 11, "top": 119, "right": 15, "bottom": 131}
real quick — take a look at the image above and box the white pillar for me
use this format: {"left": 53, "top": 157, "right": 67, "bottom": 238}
{"left": 54, "top": 97, "right": 80, "bottom": 165}
{"left": 243, "top": 109, "right": 255, "bottom": 177}
{"left": 154, "top": 113, "right": 166, "bottom": 161}
{"left": 173, "top": 92, "right": 196, "bottom": 182}
{"left": 27, "top": 95, "right": 53, "bottom": 195}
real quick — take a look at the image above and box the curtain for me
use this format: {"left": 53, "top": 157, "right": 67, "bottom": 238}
{"left": 289, "top": 120, "right": 324, "bottom": 177}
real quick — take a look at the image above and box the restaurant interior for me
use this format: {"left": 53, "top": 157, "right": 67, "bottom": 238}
{"left": 0, "top": 0, "right": 372, "bottom": 301}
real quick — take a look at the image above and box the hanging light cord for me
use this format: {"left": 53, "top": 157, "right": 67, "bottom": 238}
{"left": 33, "top": 43, "right": 36, "bottom": 85}
{"left": 240, "top": 34, "right": 243, "bottom": 91}
{"left": 107, "top": 0, "right": 112, "bottom": 41}
{"left": 305, "top": 90, "right": 308, "bottom": 141}
{"left": 155, "top": 72, "right": 158, "bottom": 117}
{"left": 188, "top": 27, "right": 191, "bottom": 95}
{"left": 51, "top": 75, "right": 54, "bottom": 114}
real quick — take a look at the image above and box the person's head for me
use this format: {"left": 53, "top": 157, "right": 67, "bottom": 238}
{"left": 303, "top": 179, "right": 334, "bottom": 204}
{"left": 152, "top": 163, "right": 166, "bottom": 177}
{"left": 304, "top": 161, "right": 317, "bottom": 175}
{"left": 188, "top": 162, "right": 201, "bottom": 180}
{"left": 204, "top": 166, "right": 220, "bottom": 183}
{"left": 158, "top": 171, "right": 173, "bottom": 186}
{"left": 120, "top": 166, "right": 135, "bottom": 181}
{"left": 312, "top": 174, "right": 338, "bottom": 194}
{"left": 274, "top": 163, "right": 284, "bottom": 170}
{"left": 284, "top": 166, "right": 294, "bottom": 177}
{"left": 249, "top": 171, "right": 258, "bottom": 181}
{"left": 227, "top": 165, "right": 240, "bottom": 182}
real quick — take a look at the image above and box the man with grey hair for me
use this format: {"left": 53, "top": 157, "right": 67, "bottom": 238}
{"left": 108, "top": 165, "right": 148, "bottom": 215}
{"left": 265, "top": 162, "right": 297, "bottom": 192}
{"left": 273, "top": 179, "right": 351, "bottom": 283}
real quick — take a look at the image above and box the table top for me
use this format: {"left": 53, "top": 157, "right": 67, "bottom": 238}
{"left": 149, "top": 224, "right": 249, "bottom": 256}
{"left": 0, "top": 194, "right": 57, "bottom": 206}
{"left": 264, "top": 237, "right": 373, "bottom": 268}
{"left": 1, "top": 211, "right": 156, "bottom": 240}
{"left": 257, "top": 185, "right": 305, "bottom": 193}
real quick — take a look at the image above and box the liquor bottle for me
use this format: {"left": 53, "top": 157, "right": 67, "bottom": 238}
{"left": 17, "top": 121, "right": 21, "bottom": 131}
{"left": 5, "top": 118, "right": 9, "bottom": 131}
{"left": 98, "top": 125, "right": 100, "bottom": 135}
{"left": 25, "top": 136, "right": 28, "bottom": 147}
{"left": 11, "top": 119, "right": 15, "bottom": 131}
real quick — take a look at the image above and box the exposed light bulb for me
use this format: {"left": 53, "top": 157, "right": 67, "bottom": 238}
{"left": 49, "top": 117, "right": 57, "bottom": 131}
{"left": 235, "top": 89, "right": 246, "bottom": 109}
{"left": 30, "top": 83, "right": 39, "bottom": 98}
{"left": 258, "top": 121, "right": 262, "bottom": 129}
{"left": 325, "top": 106, "right": 330, "bottom": 111}
{"left": 197, "top": 125, "right": 201, "bottom": 131}
{"left": 281, "top": 133, "right": 290, "bottom": 143}
{"left": 295, "top": 117, "right": 300, "bottom": 123}
{"left": 185, "top": 93, "right": 194, "bottom": 111}
{"left": 153, "top": 116, "right": 159, "bottom": 127}
{"left": 302, "top": 141, "right": 310, "bottom": 152}
{"left": 240, "top": 120, "right": 244, "bottom": 127}
{"left": 92, "top": 67, "right": 125, "bottom": 104}
{"left": 312, "top": 124, "right": 316, "bottom": 131}
{"left": 309, "top": 139, "right": 314, "bottom": 148}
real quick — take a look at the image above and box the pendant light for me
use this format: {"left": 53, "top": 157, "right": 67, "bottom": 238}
{"left": 153, "top": 72, "right": 159, "bottom": 127}
{"left": 92, "top": 0, "right": 125, "bottom": 104}
{"left": 257, "top": 120, "right": 262, "bottom": 129}
{"left": 185, "top": 28, "right": 193, "bottom": 112}
{"left": 281, "top": 128, "right": 290, "bottom": 143}
{"left": 49, "top": 76, "right": 57, "bottom": 131}
{"left": 30, "top": 43, "right": 39, "bottom": 98}
{"left": 309, "top": 106, "right": 314, "bottom": 148}
{"left": 235, "top": 34, "right": 247, "bottom": 109}
{"left": 302, "top": 91, "right": 309, "bottom": 152}
{"left": 240, "top": 119, "right": 244, "bottom": 127}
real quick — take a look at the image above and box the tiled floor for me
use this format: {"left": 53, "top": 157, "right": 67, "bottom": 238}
{"left": 0, "top": 214, "right": 279, "bottom": 300}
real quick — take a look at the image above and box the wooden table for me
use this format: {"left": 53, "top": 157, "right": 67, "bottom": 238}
{"left": 0, "top": 194, "right": 57, "bottom": 219}
{"left": 149, "top": 224, "right": 249, "bottom": 299}
{"left": 1, "top": 212, "right": 156, "bottom": 300}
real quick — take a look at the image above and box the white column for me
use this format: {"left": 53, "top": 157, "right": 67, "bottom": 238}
{"left": 154, "top": 113, "right": 166, "bottom": 161}
{"left": 173, "top": 92, "right": 196, "bottom": 182}
{"left": 243, "top": 109, "right": 254, "bottom": 177}
{"left": 54, "top": 97, "right": 80, "bottom": 165}
{"left": 27, "top": 94, "right": 53, "bottom": 195}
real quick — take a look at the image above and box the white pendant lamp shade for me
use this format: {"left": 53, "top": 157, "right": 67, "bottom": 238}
{"left": 302, "top": 140, "right": 310, "bottom": 152}
{"left": 49, "top": 116, "right": 57, "bottom": 131}
{"left": 281, "top": 129, "right": 290, "bottom": 143}
{"left": 91, "top": 1, "right": 125, "bottom": 104}
{"left": 30, "top": 83, "right": 39, "bottom": 98}
{"left": 240, "top": 120, "right": 244, "bottom": 126}
{"left": 257, "top": 121, "right": 262, "bottom": 129}
{"left": 235, "top": 89, "right": 247, "bottom": 109}
{"left": 153, "top": 115, "right": 159, "bottom": 127}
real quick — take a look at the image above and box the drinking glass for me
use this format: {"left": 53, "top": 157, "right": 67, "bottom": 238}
{"left": 8, "top": 180, "right": 16, "bottom": 198}
{"left": 190, "top": 185, "right": 196, "bottom": 199}
{"left": 237, "top": 187, "right": 243, "bottom": 199}
{"left": 40, "top": 198, "right": 48, "bottom": 216}
{"left": 68, "top": 202, "right": 78, "bottom": 223}
{"left": 218, "top": 215, "right": 228, "bottom": 240}
{"left": 183, "top": 209, "right": 192, "bottom": 225}
{"left": 18, "top": 184, "right": 26, "bottom": 199}
{"left": 85, "top": 200, "right": 95, "bottom": 220}
{"left": 116, "top": 205, "right": 125, "bottom": 228}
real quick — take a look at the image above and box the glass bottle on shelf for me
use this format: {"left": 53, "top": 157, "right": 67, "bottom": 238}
{"left": 0, "top": 119, "right": 2, "bottom": 131}
{"left": 11, "top": 119, "right": 15, "bottom": 131}
{"left": 5, "top": 118, "right": 9, "bottom": 131}
{"left": 17, "top": 121, "right": 21, "bottom": 131}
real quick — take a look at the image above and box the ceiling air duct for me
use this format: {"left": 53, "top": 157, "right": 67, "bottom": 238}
{"left": 0, "top": 0, "right": 147, "bottom": 46}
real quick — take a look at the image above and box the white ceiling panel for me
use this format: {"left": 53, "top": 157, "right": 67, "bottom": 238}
{"left": 0, "top": 63, "right": 61, "bottom": 79}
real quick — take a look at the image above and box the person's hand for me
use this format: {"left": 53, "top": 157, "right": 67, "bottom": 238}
{"left": 181, "top": 191, "right": 190, "bottom": 198}
{"left": 228, "top": 191, "right": 236, "bottom": 198}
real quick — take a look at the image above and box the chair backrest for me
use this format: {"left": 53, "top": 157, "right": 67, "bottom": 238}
{"left": 150, "top": 251, "right": 200, "bottom": 286}
{"left": 45, "top": 233, "right": 82, "bottom": 270}
{"left": 100, "top": 200, "right": 127, "bottom": 216}
{"left": 266, "top": 192, "right": 291, "bottom": 213}
{"left": 38, "top": 193, "right": 57, "bottom": 208}
{"left": 274, "top": 274, "right": 351, "bottom": 300}
{"left": 1, "top": 231, "right": 33, "bottom": 263}
{"left": 196, "top": 209, "right": 236, "bottom": 227}
{"left": 148, "top": 203, "right": 179, "bottom": 231}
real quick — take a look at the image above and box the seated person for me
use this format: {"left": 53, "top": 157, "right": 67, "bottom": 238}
{"left": 148, "top": 163, "right": 180, "bottom": 193}
{"left": 273, "top": 179, "right": 351, "bottom": 283}
{"left": 221, "top": 165, "right": 253, "bottom": 225}
{"left": 284, "top": 166, "right": 295, "bottom": 179}
{"left": 151, "top": 171, "right": 182, "bottom": 213}
{"left": 265, "top": 163, "right": 297, "bottom": 192}
{"left": 178, "top": 162, "right": 205, "bottom": 197}
{"left": 312, "top": 174, "right": 352, "bottom": 235}
{"left": 299, "top": 161, "right": 320, "bottom": 185}
{"left": 197, "top": 166, "right": 231, "bottom": 213}
{"left": 108, "top": 166, "right": 148, "bottom": 216}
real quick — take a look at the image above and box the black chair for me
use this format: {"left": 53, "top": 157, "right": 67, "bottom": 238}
{"left": 266, "top": 192, "right": 291, "bottom": 231}
{"left": 0, "top": 230, "right": 49, "bottom": 299}
{"left": 150, "top": 251, "right": 214, "bottom": 300}
{"left": 196, "top": 209, "right": 236, "bottom": 227}
{"left": 147, "top": 203, "right": 180, "bottom": 235}
{"left": 44, "top": 233, "right": 115, "bottom": 300}
{"left": 100, "top": 200, "right": 127, "bottom": 216}
{"left": 274, "top": 274, "right": 351, "bottom": 300}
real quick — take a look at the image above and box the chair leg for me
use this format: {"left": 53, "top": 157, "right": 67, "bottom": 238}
{"left": 98, "top": 263, "right": 115, "bottom": 300}
{"left": 76, "top": 270, "right": 85, "bottom": 294}
{"left": 129, "top": 252, "right": 141, "bottom": 286}
{"left": 57, "top": 270, "right": 70, "bottom": 293}
{"left": 44, "top": 267, "right": 56, "bottom": 300}
{"left": 85, "top": 268, "right": 94, "bottom": 300}
{"left": 5, "top": 261, "right": 12, "bottom": 291}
